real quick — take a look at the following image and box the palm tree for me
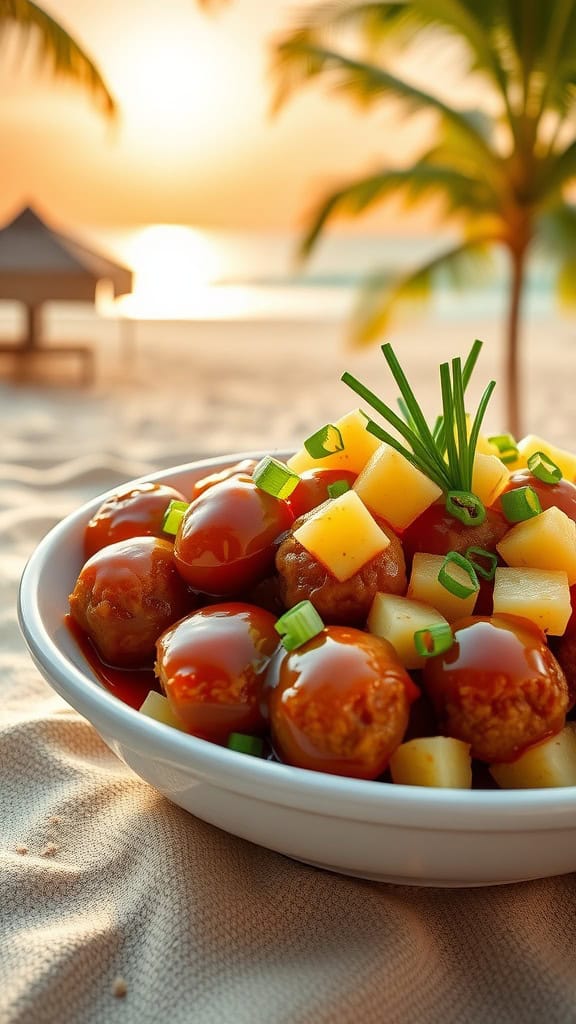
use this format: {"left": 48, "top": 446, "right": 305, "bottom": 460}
{"left": 273, "top": 1, "right": 576, "bottom": 438}
{"left": 1, "top": 0, "right": 116, "bottom": 119}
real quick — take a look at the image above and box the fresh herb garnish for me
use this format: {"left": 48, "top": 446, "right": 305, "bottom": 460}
{"left": 341, "top": 340, "right": 496, "bottom": 498}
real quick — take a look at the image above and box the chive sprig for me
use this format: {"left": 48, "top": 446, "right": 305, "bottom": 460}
{"left": 342, "top": 339, "right": 496, "bottom": 496}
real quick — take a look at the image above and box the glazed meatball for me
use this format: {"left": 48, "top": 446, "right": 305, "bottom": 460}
{"left": 423, "top": 615, "right": 569, "bottom": 763}
{"left": 69, "top": 537, "right": 192, "bottom": 667}
{"left": 266, "top": 625, "right": 419, "bottom": 779}
{"left": 275, "top": 510, "right": 406, "bottom": 625}
{"left": 84, "top": 482, "right": 187, "bottom": 558}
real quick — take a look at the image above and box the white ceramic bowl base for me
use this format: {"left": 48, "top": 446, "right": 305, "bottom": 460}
{"left": 19, "top": 453, "right": 576, "bottom": 887}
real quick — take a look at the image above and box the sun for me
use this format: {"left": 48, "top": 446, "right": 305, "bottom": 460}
{"left": 113, "top": 225, "right": 223, "bottom": 318}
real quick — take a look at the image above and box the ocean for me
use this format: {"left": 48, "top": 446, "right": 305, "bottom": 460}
{"left": 0, "top": 228, "right": 560, "bottom": 336}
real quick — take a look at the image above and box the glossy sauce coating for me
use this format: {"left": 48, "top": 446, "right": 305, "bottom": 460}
{"left": 84, "top": 482, "right": 187, "bottom": 558}
{"left": 174, "top": 475, "right": 294, "bottom": 596}
{"left": 69, "top": 536, "right": 193, "bottom": 667}
{"left": 156, "top": 603, "right": 280, "bottom": 742}
{"left": 498, "top": 469, "right": 576, "bottom": 523}
{"left": 401, "top": 501, "right": 509, "bottom": 570}
{"left": 266, "top": 626, "right": 418, "bottom": 779}
{"left": 286, "top": 468, "right": 358, "bottom": 518}
{"left": 66, "top": 615, "right": 157, "bottom": 709}
{"left": 423, "top": 615, "right": 569, "bottom": 763}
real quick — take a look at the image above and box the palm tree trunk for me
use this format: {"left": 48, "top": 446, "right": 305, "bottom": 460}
{"left": 505, "top": 247, "right": 526, "bottom": 439}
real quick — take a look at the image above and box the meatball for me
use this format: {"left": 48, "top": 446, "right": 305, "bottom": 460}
{"left": 69, "top": 537, "right": 192, "bottom": 667}
{"left": 84, "top": 482, "right": 187, "bottom": 558}
{"left": 155, "top": 603, "right": 279, "bottom": 743}
{"left": 423, "top": 615, "right": 569, "bottom": 763}
{"left": 275, "top": 510, "right": 406, "bottom": 625}
{"left": 266, "top": 625, "right": 419, "bottom": 779}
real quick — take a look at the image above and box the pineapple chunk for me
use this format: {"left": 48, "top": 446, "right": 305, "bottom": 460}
{"left": 293, "top": 489, "right": 390, "bottom": 582}
{"left": 471, "top": 453, "right": 510, "bottom": 507}
{"left": 475, "top": 433, "right": 500, "bottom": 457}
{"left": 496, "top": 505, "right": 576, "bottom": 585}
{"left": 353, "top": 445, "right": 442, "bottom": 531}
{"left": 512, "top": 434, "right": 576, "bottom": 481}
{"left": 390, "top": 736, "right": 472, "bottom": 788}
{"left": 139, "top": 690, "right": 187, "bottom": 731}
{"left": 492, "top": 566, "right": 571, "bottom": 635}
{"left": 287, "top": 409, "right": 381, "bottom": 475}
{"left": 367, "top": 592, "right": 449, "bottom": 669}
{"left": 407, "top": 553, "right": 478, "bottom": 622}
{"left": 489, "top": 723, "right": 576, "bottom": 788}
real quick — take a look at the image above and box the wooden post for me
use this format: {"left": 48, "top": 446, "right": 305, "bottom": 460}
{"left": 23, "top": 303, "right": 43, "bottom": 350}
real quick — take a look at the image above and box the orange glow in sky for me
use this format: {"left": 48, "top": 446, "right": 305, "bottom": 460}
{"left": 0, "top": 0, "right": 466, "bottom": 235}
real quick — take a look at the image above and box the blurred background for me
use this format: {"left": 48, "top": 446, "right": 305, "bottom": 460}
{"left": 2, "top": 0, "right": 576, "bottom": 475}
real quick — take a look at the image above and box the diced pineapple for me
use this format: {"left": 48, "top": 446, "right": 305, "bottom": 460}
{"left": 475, "top": 433, "right": 500, "bottom": 457}
{"left": 287, "top": 409, "right": 382, "bottom": 475}
{"left": 390, "top": 736, "right": 472, "bottom": 788}
{"left": 512, "top": 434, "right": 576, "bottom": 481}
{"left": 353, "top": 445, "right": 442, "bottom": 531}
{"left": 471, "top": 453, "right": 510, "bottom": 507}
{"left": 407, "top": 553, "right": 478, "bottom": 622}
{"left": 367, "top": 592, "right": 449, "bottom": 669}
{"left": 293, "top": 489, "right": 390, "bottom": 582}
{"left": 492, "top": 566, "right": 571, "bottom": 635}
{"left": 139, "top": 690, "right": 187, "bottom": 731}
{"left": 496, "top": 505, "right": 576, "bottom": 585}
{"left": 489, "top": 723, "right": 576, "bottom": 788}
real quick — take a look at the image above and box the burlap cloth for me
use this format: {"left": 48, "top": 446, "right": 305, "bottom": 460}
{"left": 3, "top": 452, "right": 576, "bottom": 1024}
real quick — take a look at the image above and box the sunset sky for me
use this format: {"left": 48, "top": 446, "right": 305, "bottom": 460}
{"left": 0, "top": 0, "right": 471, "bottom": 236}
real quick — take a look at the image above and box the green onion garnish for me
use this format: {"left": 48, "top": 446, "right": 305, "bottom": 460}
{"left": 500, "top": 485, "right": 542, "bottom": 523}
{"left": 275, "top": 600, "right": 324, "bottom": 651}
{"left": 527, "top": 451, "right": 562, "bottom": 485}
{"left": 465, "top": 546, "right": 498, "bottom": 581}
{"left": 445, "top": 490, "right": 486, "bottom": 526}
{"left": 253, "top": 456, "right": 300, "bottom": 499}
{"left": 327, "top": 479, "right": 350, "bottom": 499}
{"left": 413, "top": 623, "right": 454, "bottom": 658}
{"left": 489, "top": 433, "right": 519, "bottom": 464}
{"left": 162, "top": 499, "right": 189, "bottom": 536}
{"left": 438, "top": 551, "right": 480, "bottom": 599}
{"left": 342, "top": 340, "right": 495, "bottom": 495}
{"left": 227, "top": 733, "right": 264, "bottom": 757}
{"left": 304, "top": 424, "right": 345, "bottom": 458}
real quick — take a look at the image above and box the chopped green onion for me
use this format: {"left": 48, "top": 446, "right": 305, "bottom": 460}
{"left": 445, "top": 490, "right": 486, "bottom": 526}
{"left": 327, "top": 479, "right": 350, "bottom": 499}
{"left": 413, "top": 623, "right": 454, "bottom": 658}
{"left": 227, "top": 733, "right": 264, "bottom": 757}
{"left": 465, "top": 546, "right": 498, "bottom": 581}
{"left": 162, "top": 499, "right": 189, "bottom": 536}
{"left": 438, "top": 552, "right": 479, "bottom": 599}
{"left": 489, "top": 433, "right": 519, "bottom": 464}
{"left": 253, "top": 456, "right": 300, "bottom": 499}
{"left": 500, "top": 485, "right": 542, "bottom": 523}
{"left": 275, "top": 600, "right": 324, "bottom": 651}
{"left": 527, "top": 451, "right": 563, "bottom": 485}
{"left": 304, "top": 424, "right": 345, "bottom": 458}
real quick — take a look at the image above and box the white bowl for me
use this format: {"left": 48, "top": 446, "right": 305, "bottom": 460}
{"left": 18, "top": 451, "right": 576, "bottom": 887}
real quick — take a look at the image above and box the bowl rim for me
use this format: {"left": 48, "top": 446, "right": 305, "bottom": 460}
{"left": 18, "top": 450, "right": 576, "bottom": 832}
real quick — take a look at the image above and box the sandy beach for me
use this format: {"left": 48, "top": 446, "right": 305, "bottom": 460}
{"left": 3, "top": 309, "right": 576, "bottom": 474}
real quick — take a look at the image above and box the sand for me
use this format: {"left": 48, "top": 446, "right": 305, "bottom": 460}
{"left": 2, "top": 308, "right": 576, "bottom": 529}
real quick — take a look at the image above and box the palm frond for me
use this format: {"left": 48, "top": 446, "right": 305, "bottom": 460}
{"left": 0, "top": 0, "right": 116, "bottom": 118}
{"left": 536, "top": 138, "right": 576, "bottom": 202}
{"left": 536, "top": 202, "right": 576, "bottom": 255}
{"left": 274, "top": 1, "right": 518, "bottom": 134}
{"left": 273, "top": 39, "right": 500, "bottom": 178}
{"left": 348, "top": 237, "right": 497, "bottom": 346}
{"left": 299, "top": 163, "right": 501, "bottom": 259}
